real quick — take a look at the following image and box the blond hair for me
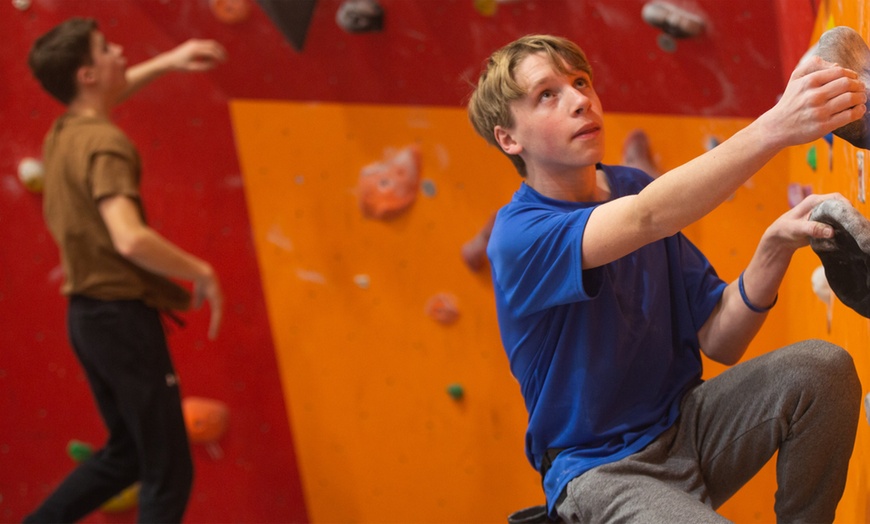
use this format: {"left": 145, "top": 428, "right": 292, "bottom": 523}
{"left": 467, "top": 35, "right": 593, "bottom": 177}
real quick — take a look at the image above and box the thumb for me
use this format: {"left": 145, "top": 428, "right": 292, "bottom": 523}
{"left": 808, "top": 220, "right": 835, "bottom": 240}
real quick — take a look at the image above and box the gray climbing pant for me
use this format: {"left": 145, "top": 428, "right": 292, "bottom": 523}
{"left": 555, "top": 339, "right": 861, "bottom": 524}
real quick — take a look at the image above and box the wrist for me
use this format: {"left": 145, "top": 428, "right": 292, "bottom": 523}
{"left": 738, "top": 271, "right": 777, "bottom": 313}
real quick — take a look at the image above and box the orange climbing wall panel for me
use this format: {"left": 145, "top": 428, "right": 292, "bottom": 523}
{"left": 782, "top": 3, "right": 870, "bottom": 523}
{"left": 230, "top": 100, "right": 791, "bottom": 522}
{"left": 231, "top": 101, "right": 534, "bottom": 522}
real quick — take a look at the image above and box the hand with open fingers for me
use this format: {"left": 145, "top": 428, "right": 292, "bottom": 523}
{"left": 167, "top": 39, "right": 227, "bottom": 72}
{"left": 763, "top": 57, "right": 866, "bottom": 148}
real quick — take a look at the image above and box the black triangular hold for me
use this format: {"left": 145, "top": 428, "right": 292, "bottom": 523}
{"left": 256, "top": 0, "right": 318, "bottom": 51}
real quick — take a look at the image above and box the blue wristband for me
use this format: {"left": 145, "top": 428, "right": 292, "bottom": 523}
{"left": 738, "top": 271, "right": 777, "bottom": 313}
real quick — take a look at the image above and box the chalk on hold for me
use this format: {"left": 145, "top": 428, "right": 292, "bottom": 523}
{"left": 641, "top": 1, "right": 706, "bottom": 39}
{"left": 807, "top": 27, "right": 870, "bottom": 149}
{"left": 18, "top": 157, "right": 44, "bottom": 193}
{"left": 336, "top": 0, "right": 384, "bottom": 33}
{"left": 809, "top": 199, "right": 870, "bottom": 317}
{"left": 353, "top": 274, "right": 371, "bottom": 289}
{"left": 357, "top": 145, "right": 421, "bottom": 220}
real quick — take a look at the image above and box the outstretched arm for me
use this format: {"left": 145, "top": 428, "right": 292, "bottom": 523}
{"left": 116, "top": 39, "right": 227, "bottom": 103}
{"left": 697, "top": 193, "right": 848, "bottom": 365}
{"left": 99, "top": 194, "right": 224, "bottom": 340}
{"left": 582, "top": 57, "right": 865, "bottom": 269}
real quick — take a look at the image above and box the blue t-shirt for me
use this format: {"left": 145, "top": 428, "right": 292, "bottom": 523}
{"left": 487, "top": 164, "right": 726, "bottom": 515}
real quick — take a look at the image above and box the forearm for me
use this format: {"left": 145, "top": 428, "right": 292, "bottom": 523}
{"left": 585, "top": 122, "right": 779, "bottom": 268}
{"left": 635, "top": 121, "right": 778, "bottom": 238}
{"left": 116, "top": 226, "right": 214, "bottom": 284}
{"left": 699, "top": 234, "right": 793, "bottom": 364}
{"left": 118, "top": 53, "right": 177, "bottom": 102}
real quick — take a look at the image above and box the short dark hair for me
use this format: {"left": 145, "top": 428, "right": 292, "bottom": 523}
{"left": 28, "top": 17, "right": 98, "bottom": 105}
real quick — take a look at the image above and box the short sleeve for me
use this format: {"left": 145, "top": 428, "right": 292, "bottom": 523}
{"left": 90, "top": 152, "right": 140, "bottom": 202}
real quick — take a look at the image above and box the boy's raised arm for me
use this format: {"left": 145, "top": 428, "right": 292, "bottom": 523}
{"left": 117, "top": 38, "right": 227, "bottom": 103}
{"left": 581, "top": 57, "right": 866, "bottom": 270}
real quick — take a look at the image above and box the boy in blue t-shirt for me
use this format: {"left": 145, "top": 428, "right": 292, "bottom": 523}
{"left": 468, "top": 34, "right": 864, "bottom": 523}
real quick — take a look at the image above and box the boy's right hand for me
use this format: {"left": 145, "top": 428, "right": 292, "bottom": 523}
{"left": 763, "top": 57, "right": 866, "bottom": 148}
{"left": 165, "top": 39, "right": 227, "bottom": 72}
{"left": 193, "top": 267, "right": 223, "bottom": 340}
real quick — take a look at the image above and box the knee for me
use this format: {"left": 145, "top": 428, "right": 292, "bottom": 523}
{"left": 789, "top": 339, "right": 860, "bottom": 400}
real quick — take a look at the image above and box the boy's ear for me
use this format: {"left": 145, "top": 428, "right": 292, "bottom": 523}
{"left": 494, "top": 125, "right": 522, "bottom": 155}
{"left": 76, "top": 65, "right": 95, "bottom": 86}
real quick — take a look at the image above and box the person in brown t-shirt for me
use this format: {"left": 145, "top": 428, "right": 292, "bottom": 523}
{"left": 25, "top": 17, "right": 226, "bottom": 523}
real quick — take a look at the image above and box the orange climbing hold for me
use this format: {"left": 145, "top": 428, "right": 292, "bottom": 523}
{"left": 425, "top": 293, "right": 460, "bottom": 325}
{"left": 183, "top": 396, "right": 230, "bottom": 444}
{"left": 357, "top": 144, "right": 421, "bottom": 220}
{"left": 209, "top": 0, "right": 251, "bottom": 24}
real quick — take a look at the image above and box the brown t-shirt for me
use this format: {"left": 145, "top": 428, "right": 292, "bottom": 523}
{"left": 42, "top": 113, "right": 191, "bottom": 311}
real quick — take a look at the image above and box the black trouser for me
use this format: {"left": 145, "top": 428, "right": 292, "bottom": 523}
{"left": 25, "top": 296, "right": 193, "bottom": 523}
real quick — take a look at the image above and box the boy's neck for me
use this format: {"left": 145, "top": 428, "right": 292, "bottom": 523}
{"left": 67, "top": 106, "right": 104, "bottom": 119}
{"left": 67, "top": 91, "right": 112, "bottom": 119}
{"left": 526, "top": 165, "right": 610, "bottom": 203}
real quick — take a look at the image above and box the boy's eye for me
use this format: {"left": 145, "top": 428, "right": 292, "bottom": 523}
{"left": 574, "top": 78, "right": 588, "bottom": 89}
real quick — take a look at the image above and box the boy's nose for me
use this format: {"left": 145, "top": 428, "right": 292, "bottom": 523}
{"left": 569, "top": 90, "right": 589, "bottom": 114}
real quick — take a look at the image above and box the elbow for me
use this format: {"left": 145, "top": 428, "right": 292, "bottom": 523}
{"left": 712, "top": 352, "right": 742, "bottom": 367}
{"left": 112, "top": 228, "right": 148, "bottom": 260}
{"left": 633, "top": 199, "right": 679, "bottom": 241}
{"left": 702, "top": 340, "right": 748, "bottom": 367}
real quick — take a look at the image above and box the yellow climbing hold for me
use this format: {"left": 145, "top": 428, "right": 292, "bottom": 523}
{"left": 474, "top": 0, "right": 497, "bottom": 16}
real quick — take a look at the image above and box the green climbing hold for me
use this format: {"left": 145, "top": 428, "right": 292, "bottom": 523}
{"left": 446, "top": 383, "right": 464, "bottom": 400}
{"left": 807, "top": 146, "right": 818, "bottom": 171}
{"left": 67, "top": 439, "right": 94, "bottom": 462}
